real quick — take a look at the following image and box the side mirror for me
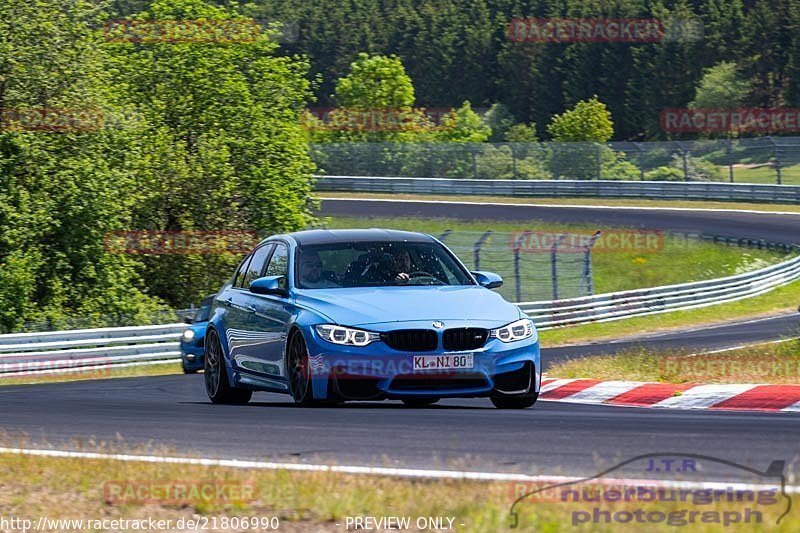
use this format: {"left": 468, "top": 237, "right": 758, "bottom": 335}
{"left": 472, "top": 270, "right": 503, "bottom": 289}
{"left": 249, "top": 275, "right": 288, "bottom": 297}
{"left": 183, "top": 315, "right": 195, "bottom": 324}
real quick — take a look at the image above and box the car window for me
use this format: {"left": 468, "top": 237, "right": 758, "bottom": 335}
{"left": 232, "top": 254, "right": 252, "bottom": 289}
{"left": 241, "top": 244, "right": 274, "bottom": 289}
{"left": 264, "top": 243, "right": 289, "bottom": 290}
{"left": 296, "top": 241, "right": 473, "bottom": 289}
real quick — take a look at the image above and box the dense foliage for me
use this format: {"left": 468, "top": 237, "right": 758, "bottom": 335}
{"left": 0, "top": 0, "right": 316, "bottom": 331}
{"left": 204, "top": 0, "right": 800, "bottom": 142}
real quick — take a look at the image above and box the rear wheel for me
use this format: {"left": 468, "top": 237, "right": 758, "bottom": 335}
{"left": 204, "top": 328, "right": 251, "bottom": 404}
{"left": 490, "top": 392, "right": 538, "bottom": 409}
{"left": 401, "top": 398, "right": 439, "bottom": 407}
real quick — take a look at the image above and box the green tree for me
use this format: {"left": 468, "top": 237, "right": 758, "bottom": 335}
{"left": 505, "top": 123, "right": 538, "bottom": 143}
{"left": 689, "top": 62, "right": 750, "bottom": 109}
{"left": 0, "top": 0, "right": 165, "bottom": 332}
{"left": 433, "top": 102, "right": 491, "bottom": 143}
{"left": 484, "top": 103, "right": 516, "bottom": 142}
{"left": 334, "top": 53, "right": 414, "bottom": 109}
{"left": 106, "top": 0, "right": 317, "bottom": 307}
{"left": 547, "top": 96, "right": 614, "bottom": 142}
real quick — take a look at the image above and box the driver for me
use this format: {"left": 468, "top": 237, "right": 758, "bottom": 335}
{"left": 391, "top": 249, "right": 412, "bottom": 284}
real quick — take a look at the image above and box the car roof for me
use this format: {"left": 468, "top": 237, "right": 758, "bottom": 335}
{"left": 284, "top": 229, "right": 437, "bottom": 246}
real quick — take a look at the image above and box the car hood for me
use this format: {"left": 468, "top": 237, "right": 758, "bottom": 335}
{"left": 294, "top": 285, "right": 522, "bottom": 327}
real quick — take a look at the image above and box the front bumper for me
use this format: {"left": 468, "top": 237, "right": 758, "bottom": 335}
{"left": 304, "top": 327, "right": 540, "bottom": 400}
{"left": 180, "top": 342, "right": 205, "bottom": 371}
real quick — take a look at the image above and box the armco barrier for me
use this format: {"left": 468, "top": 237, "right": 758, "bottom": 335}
{"left": 0, "top": 323, "right": 185, "bottom": 378}
{"left": 523, "top": 248, "right": 800, "bottom": 329}
{"left": 315, "top": 176, "right": 800, "bottom": 204}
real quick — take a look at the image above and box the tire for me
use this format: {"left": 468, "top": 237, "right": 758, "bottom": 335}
{"left": 401, "top": 398, "right": 439, "bottom": 407}
{"left": 204, "top": 328, "right": 252, "bottom": 405}
{"left": 287, "top": 330, "right": 315, "bottom": 405}
{"left": 490, "top": 392, "right": 538, "bottom": 409}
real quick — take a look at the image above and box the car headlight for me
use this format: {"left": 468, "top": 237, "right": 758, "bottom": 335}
{"left": 489, "top": 318, "right": 535, "bottom": 342}
{"left": 315, "top": 324, "right": 381, "bottom": 347}
{"left": 181, "top": 329, "right": 195, "bottom": 342}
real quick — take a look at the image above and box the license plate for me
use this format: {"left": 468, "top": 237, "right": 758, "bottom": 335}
{"left": 413, "top": 354, "right": 474, "bottom": 371}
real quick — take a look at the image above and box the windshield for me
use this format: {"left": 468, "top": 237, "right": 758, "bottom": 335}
{"left": 295, "top": 241, "right": 474, "bottom": 289}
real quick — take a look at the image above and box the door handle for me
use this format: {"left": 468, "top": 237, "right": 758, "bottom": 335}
{"left": 245, "top": 305, "right": 257, "bottom": 314}
{"left": 224, "top": 298, "right": 233, "bottom": 307}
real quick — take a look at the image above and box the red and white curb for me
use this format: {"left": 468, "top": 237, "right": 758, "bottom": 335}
{"left": 540, "top": 378, "right": 800, "bottom": 412}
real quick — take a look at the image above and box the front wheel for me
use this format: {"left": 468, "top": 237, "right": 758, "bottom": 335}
{"left": 204, "top": 328, "right": 251, "bottom": 405}
{"left": 490, "top": 392, "right": 538, "bottom": 409}
{"left": 287, "top": 330, "right": 315, "bottom": 405}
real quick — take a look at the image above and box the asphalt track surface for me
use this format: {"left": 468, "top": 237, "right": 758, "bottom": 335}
{"left": 1, "top": 198, "right": 799, "bottom": 482}
{"left": 544, "top": 313, "right": 799, "bottom": 369}
{"left": 1, "top": 374, "right": 799, "bottom": 482}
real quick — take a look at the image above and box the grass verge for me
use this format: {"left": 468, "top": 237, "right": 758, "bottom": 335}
{"left": 548, "top": 339, "right": 800, "bottom": 384}
{"left": 0, "top": 445, "right": 796, "bottom": 532}
{"left": 320, "top": 192, "right": 800, "bottom": 213}
{"left": 0, "top": 361, "right": 183, "bottom": 387}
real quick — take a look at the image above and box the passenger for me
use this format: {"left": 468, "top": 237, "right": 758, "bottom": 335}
{"left": 299, "top": 250, "right": 338, "bottom": 288}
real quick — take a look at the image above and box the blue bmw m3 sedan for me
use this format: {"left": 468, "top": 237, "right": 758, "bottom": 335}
{"left": 204, "top": 229, "right": 540, "bottom": 408}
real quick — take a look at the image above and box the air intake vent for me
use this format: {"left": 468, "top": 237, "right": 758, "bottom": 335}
{"left": 390, "top": 372, "right": 489, "bottom": 391}
{"left": 382, "top": 329, "right": 438, "bottom": 352}
{"left": 443, "top": 328, "right": 488, "bottom": 351}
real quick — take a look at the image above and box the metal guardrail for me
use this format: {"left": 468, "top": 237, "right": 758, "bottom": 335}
{"left": 524, "top": 248, "right": 800, "bottom": 329}
{"left": 315, "top": 176, "right": 800, "bottom": 204}
{"left": 0, "top": 323, "right": 185, "bottom": 378}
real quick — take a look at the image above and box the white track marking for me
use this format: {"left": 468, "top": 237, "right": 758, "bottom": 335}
{"left": 692, "top": 337, "right": 798, "bottom": 356}
{"left": 651, "top": 384, "right": 757, "bottom": 409}
{"left": 540, "top": 378, "right": 576, "bottom": 393}
{"left": 540, "top": 313, "right": 797, "bottom": 349}
{"left": 560, "top": 381, "right": 641, "bottom": 403}
{"left": 782, "top": 400, "right": 800, "bottom": 412}
{"left": 321, "top": 196, "right": 800, "bottom": 216}
{"left": 0, "top": 446, "right": 797, "bottom": 493}
{"left": 606, "top": 313, "right": 800, "bottom": 343}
